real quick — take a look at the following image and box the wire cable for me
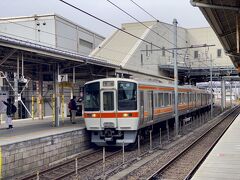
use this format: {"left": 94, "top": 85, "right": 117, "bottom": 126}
{"left": 106, "top": 0, "right": 175, "bottom": 45}
{"left": 129, "top": 0, "right": 159, "bottom": 21}
{"left": 129, "top": 0, "right": 188, "bottom": 44}
{"left": 59, "top": 0, "right": 171, "bottom": 52}
{"left": 106, "top": 0, "right": 193, "bottom": 60}
{"left": 59, "top": 0, "right": 213, "bottom": 72}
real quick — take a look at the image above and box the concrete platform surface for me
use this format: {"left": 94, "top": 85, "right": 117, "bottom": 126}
{"left": 192, "top": 113, "right": 240, "bottom": 180}
{"left": 0, "top": 116, "right": 85, "bottom": 145}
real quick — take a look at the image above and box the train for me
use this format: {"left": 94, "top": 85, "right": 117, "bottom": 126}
{"left": 83, "top": 78, "right": 212, "bottom": 146}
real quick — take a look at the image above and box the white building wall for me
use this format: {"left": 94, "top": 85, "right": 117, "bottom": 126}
{"left": 0, "top": 14, "right": 105, "bottom": 55}
{"left": 187, "top": 27, "right": 233, "bottom": 68}
{"left": 78, "top": 28, "right": 94, "bottom": 55}
{"left": 0, "top": 15, "right": 56, "bottom": 47}
{"left": 123, "top": 22, "right": 188, "bottom": 78}
{"left": 55, "top": 16, "right": 78, "bottom": 52}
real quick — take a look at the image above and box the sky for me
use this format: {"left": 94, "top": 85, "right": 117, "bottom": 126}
{"left": 0, "top": 0, "right": 209, "bottom": 37}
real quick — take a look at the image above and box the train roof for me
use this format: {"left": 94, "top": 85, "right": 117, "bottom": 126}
{"left": 84, "top": 77, "right": 138, "bottom": 85}
{"left": 84, "top": 78, "right": 209, "bottom": 93}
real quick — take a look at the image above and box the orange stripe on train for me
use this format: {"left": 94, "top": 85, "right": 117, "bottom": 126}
{"left": 139, "top": 85, "right": 192, "bottom": 92}
{"left": 84, "top": 112, "right": 139, "bottom": 118}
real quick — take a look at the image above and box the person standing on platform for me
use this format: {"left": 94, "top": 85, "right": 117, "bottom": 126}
{"left": 2, "top": 98, "right": 16, "bottom": 129}
{"left": 69, "top": 96, "right": 77, "bottom": 124}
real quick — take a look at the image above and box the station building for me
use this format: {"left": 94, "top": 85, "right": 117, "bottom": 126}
{"left": 0, "top": 14, "right": 105, "bottom": 55}
{"left": 90, "top": 20, "right": 234, "bottom": 82}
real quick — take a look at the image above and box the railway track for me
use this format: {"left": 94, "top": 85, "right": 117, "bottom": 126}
{"left": 19, "top": 127, "right": 173, "bottom": 180}
{"left": 19, "top": 148, "right": 121, "bottom": 180}
{"left": 146, "top": 106, "right": 240, "bottom": 180}
{"left": 18, "top": 107, "right": 223, "bottom": 180}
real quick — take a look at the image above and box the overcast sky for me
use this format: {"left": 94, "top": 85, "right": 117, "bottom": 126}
{"left": 0, "top": 0, "right": 209, "bottom": 37}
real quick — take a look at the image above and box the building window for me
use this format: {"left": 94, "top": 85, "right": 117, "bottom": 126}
{"left": 217, "top": 49, "right": 222, "bottom": 58}
{"left": 162, "top": 47, "right": 165, "bottom": 56}
{"left": 146, "top": 45, "right": 150, "bottom": 57}
{"left": 194, "top": 51, "right": 198, "bottom": 59}
{"left": 79, "top": 38, "right": 93, "bottom": 49}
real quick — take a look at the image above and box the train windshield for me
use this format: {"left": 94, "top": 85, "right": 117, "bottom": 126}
{"left": 118, "top": 81, "right": 137, "bottom": 110}
{"left": 84, "top": 82, "right": 100, "bottom": 111}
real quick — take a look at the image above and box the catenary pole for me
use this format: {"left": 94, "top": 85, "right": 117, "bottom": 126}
{"left": 210, "top": 55, "right": 213, "bottom": 119}
{"left": 173, "top": 19, "right": 179, "bottom": 137}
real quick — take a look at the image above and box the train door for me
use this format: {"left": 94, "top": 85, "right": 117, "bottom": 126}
{"left": 100, "top": 90, "right": 117, "bottom": 129}
{"left": 139, "top": 91, "right": 144, "bottom": 126}
{"left": 148, "top": 91, "right": 154, "bottom": 121}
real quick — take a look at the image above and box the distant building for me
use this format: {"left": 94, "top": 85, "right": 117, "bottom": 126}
{"left": 90, "top": 21, "right": 234, "bottom": 80}
{"left": 0, "top": 14, "right": 105, "bottom": 55}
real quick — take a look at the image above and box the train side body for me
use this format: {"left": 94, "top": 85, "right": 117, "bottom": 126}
{"left": 83, "top": 78, "right": 212, "bottom": 146}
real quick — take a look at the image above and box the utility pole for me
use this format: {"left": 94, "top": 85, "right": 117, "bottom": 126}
{"left": 210, "top": 55, "right": 213, "bottom": 119}
{"left": 173, "top": 18, "right": 179, "bottom": 137}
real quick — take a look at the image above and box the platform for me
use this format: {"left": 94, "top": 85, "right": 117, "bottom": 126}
{"left": 192, "top": 113, "right": 240, "bottom": 179}
{"left": 0, "top": 116, "right": 90, "bottom": 179}
{"left": 0, "top": 116, "right": 85, "bottom": 146}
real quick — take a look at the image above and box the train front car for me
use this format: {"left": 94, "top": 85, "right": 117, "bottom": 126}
{"left": 84, "top": 78, "right": 139, "bottom": 146}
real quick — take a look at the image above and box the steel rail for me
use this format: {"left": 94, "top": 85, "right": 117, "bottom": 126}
{"left": 20, "top": 149, "right": 121, "bottom": 180}
{"left": 20, "top": 149, "right": 104, "bottom": 180}
{"left": 146, "top": 105, "right": 240, "bottom": 180}
{"left": 53, "top": 149, "right": 121, "bottom": 179}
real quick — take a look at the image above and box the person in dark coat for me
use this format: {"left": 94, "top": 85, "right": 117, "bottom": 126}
{"left": 69, "top": 96, "right": 77, "bottom": 124}
{"left": 2, "top": 98, "right": 13, "bottom": 129}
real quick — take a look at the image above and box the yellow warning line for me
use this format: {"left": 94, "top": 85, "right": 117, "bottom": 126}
{"left": 0, "top": 146, "right": 2, "bottom": 179}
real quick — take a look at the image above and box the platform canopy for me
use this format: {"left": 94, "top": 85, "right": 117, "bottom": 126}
{"left": 191, "top": 0, "right": 240, "bottom": 71}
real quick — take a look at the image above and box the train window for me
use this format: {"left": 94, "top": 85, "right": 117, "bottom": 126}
{"left": 154, "top": 93, "right": 158, "bottom": 107}
{"left": 172, "top": 93, "right": 175, "bottom": 104}
{"left": 178, "top": 93, "right": 182, "bottom": 104}
{"left": 159, "top": 93, "right": 164, "bottom": 107}
{"left": 103, "top": 92, "right": 114, "bottom": 111}
{"left": 84, "top": 82, "right": 100, "bottom": 111}
{"left": 169, "top": 93, "right": 172, "bottom": 105}
{"left": 164, "top": 93, "right": 169, "bottom": 106}
{"left": 118, "top": 81, "right": 137, "bottom": 110}
{"left": 185, "top": 93, "right": 188, "bottom": 103}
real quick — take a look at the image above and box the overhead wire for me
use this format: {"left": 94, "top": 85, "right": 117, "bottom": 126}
{"left": 106, "top": 0, "right": 175, "bottom": 46}
{"left": 59, "top": 0, "right": 173, "bottom": 53}
{"left": 129, "top": 0, "right": 189, "bottom": 44}
{"left": 105, "top": 0, "right": 196, "bottom": 65}
{"left": 0, "top": 23, "right": 159, "bottom": 67}
{"left": 128, "top": 0, "right": 218, "bottom": 68}
{"left": 55, "top": 1, "right": 211, "bottom": 72}
{"left": 105, "top": 0, "right": 196, "bottom": 67}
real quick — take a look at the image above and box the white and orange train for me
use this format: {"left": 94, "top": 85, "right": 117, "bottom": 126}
{"left": 83, "top": 78, "right": 212, "bottom": 146}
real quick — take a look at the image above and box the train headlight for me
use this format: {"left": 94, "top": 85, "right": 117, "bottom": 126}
{"left": 123, "top": 113, "right": 132, "bottom": 117}
{"left": 123, "top": 113, "right": 129, "bottom": 117}
{"left": 92, "top": 114, "right": 97, "bottom": 118}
